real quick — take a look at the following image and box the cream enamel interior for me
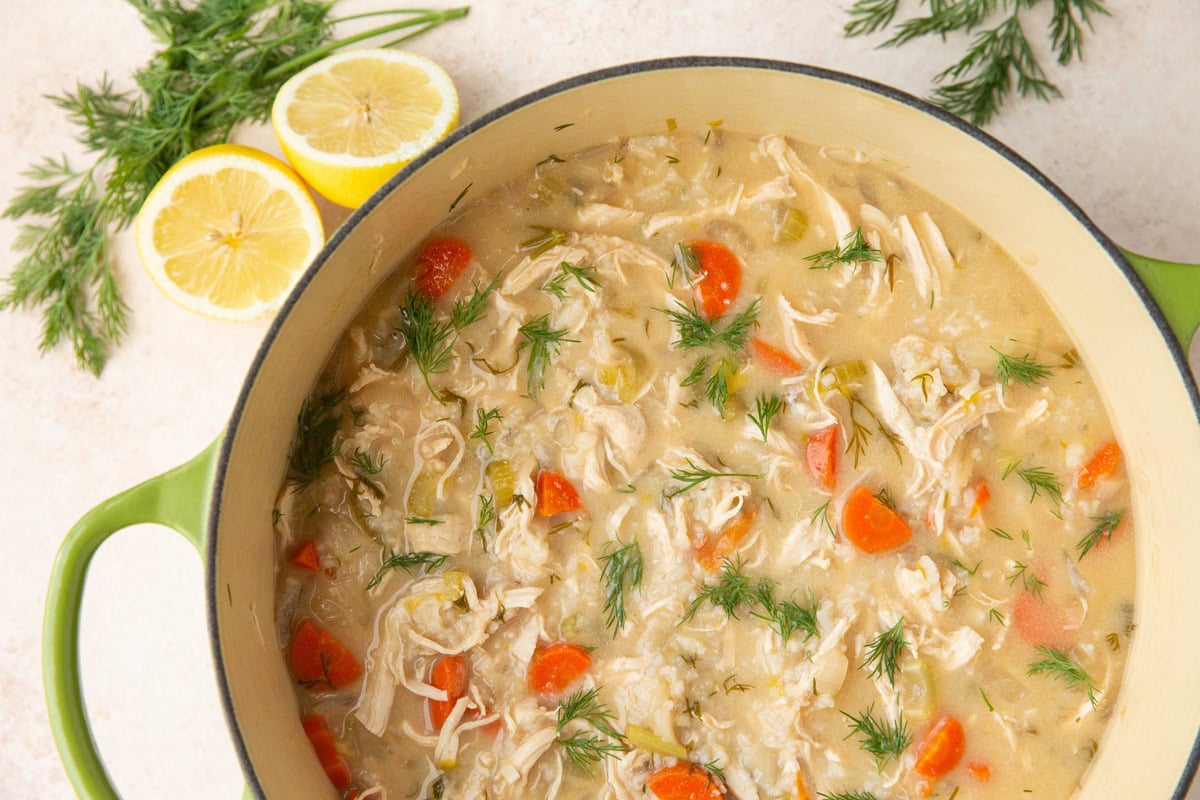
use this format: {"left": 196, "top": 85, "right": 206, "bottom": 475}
{"left": 211, "top": 63, "right": 1200, "bottom": 799}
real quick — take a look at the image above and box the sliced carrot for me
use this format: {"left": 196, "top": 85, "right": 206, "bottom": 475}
{"left": 913, "top": 715, "right": 966, "bottom": 779}
{"left": 967, "top": 761, "right": 991, "bottom": 781}
{"left": 536, "top": 469, "right": 583, "bottom": 516}
{"left": 795, "top": 770, "right": 811, "bottom": 800}
{"left": 287, "top": 540, "right": 323, "bottom": 572}
{"left": 1011, "top": 591, "right": 1074, "bottom": 648}
{"left": 413, "top": 236, "right": 473, "bottom": 299}
{"left": 841, "top": 485, "right": 912, "bottom": 553}
{"left": 427, "top": 655, "right": 468, "bottom": 731}
{"left": 689, "top": 240, "right": 742, "bottom": 319}
{"left": 300, "top": 714, "right": 352, "bottom": 790}
{"left": 1076, "top": 440, "right": 1122, "bottom": 489}
{"left": 696, "top": 507, "right": 758, "bottom": 572}
{"left": 646, "top": 763, "right": 724, "bottom": 800}
{"left": 751, "top": 338, "right": 804, "bottom": 374}
{"left": 806, "top": 425, "right": 839, "bottom": 490}
{"left": 528, "top": 642, "right": 591, "bottom": 695}
{"left": 291, "top": 619, "right": 363, "bottom": 690}
{"left": 968, "top": 480, "right": 990, "bottom": 518}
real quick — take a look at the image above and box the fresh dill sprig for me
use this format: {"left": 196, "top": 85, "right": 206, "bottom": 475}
{"left": 598, "top": 538, "right": 644, "bottom": 636}
{"left": 665, "top": 458, "right": 762, "bottom": 498}
{"left": 520, "top": 225, "right": 569, "bottom": 257}
{"left": 350, "top": 448, "right": 385, "bottom": 477}
{"left": 469, "top": 406, "right": 502, "bottom": 455}
{"left": 661, "top": 297, "right": 761, "bottom": 352}
{"left": 804, "top": 227, "right": 883, "bottom": 271}
{"left": 704, "top": 358, "right": 737, "bottom": 417}
{"left": 843, "top": 0, "right": 1110, "bottom": 126}
{"left": 1077, "top": 508, "right": 1126, "bottom": 560}
{"left": 557, "top": 730, "right": 625, "bottom": 770}
{"left": 518, "top": 314, "right": 577, "bottom": 397}
{"left": 1028, "top": 646, "right": 1099, "bottom": 707}
{"left": 1004, "top": 460, "right": 1064, "bottom": 505}
{"left": 668, "top": 241, "right": 702, "bottom": 288}
{"left": 681, "top": 357, "right": 710, "bottom": 388}
{"left": 287, "top": 389, "right": 343, "bottom": 488}
{"left": 397, "top": 287, "right": 458, "bottom": 393}
{"left": 818, "top": 792, "right": 881, "bottom": 800}
{"left": 811, "top": 501, "right": 835, "bottom": 537}
{"left": 841, "top": 705, "right": 911, "bottom": 771}
{"left": 753, "top": 584, "right": 821, "bottom": 644}
{"left": 681, "top": 557, "right": 759, "bottom": 622}
{"left": 748, "top": 394, "right": 784, "bottom": 440}
{"left": 365, "top": 550, "right": 448, "bottom": 590}
{"left": 543, "top": 261, "right": 601, "bottom": 299}
{"left": 861, "top": 618, "right": 907, "bottom": 685}
{"left": 474, "top": 493, "right": 496, "bottom": 552}
{"left": 1007, "top": 560, "right": 1047, "bottom": 599}
{"left": 992, "top": 347, "right": 1054, "bottom": 387}
{"left": 2, "top": 2, "right": 469, "bottom": 375}
{"left": 450, "top": 272, "right": 502, "bottom": 331}
{"left": 405, "top": 516, "right": 443, "bottom": 526}
{"left": 556, "top": 687, "right": 622, "bottom": 740}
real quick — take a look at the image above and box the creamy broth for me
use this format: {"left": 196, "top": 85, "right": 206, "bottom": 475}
{"left": 273, "top": 130, "right": 1135, "bottom": 800}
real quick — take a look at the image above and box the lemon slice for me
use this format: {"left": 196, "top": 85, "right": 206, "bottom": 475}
{"left": 134, "top": 144, "right": 324, "bottom": 320}
{"left": 271, "top": 48, "right": 459, "bottom": 208}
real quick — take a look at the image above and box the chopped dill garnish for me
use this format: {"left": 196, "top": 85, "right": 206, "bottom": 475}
{"left": 818, "top": 792, "right": 881, "bottom": 800}
{"left": 1077, "top": 508, "right": 1126, "bottom": 559}
{"left": 992, "top": 347, "right": 1054, "bottom": 387}
{"left": 543, "top": 261, "right": 601, "bottom": 299}
{"left": 349, "top": 448, "right": 385, "bottom": 477}
{"left": 841, "top": 704, "right": 911, "bottom": 770}
{"left": 558, "top": 731, "right": 624, "bottom": 770}
{"left": 365, "top": 550, "right": 447, "bottom": 591}
{"left": 704, "top": 358, "right": 737, "bottom": 416}
{"left": 520, "top": 225, "right": 569, "bottom": 257}
{"left": 537, "top": 154, "right": 566, "bottom": 167}
{"left": 474, "top": 493, "right": 496, "bottom": 553}
{"left": 661, "top": 297, "right": 761, "bottom": 352}
{"left": 990, "top": 526, "right": 1013, "bottom": 540}
{"left": 980, "top": 686, "right": 995, "bottom": 712}
{"left": 804, "top": 227, "right": 883, "bottom": 271}
{"left": 518, "top": 314, "right": 578, "bottom": 397}
{"left": 861, "top": 618, "right": 907, "bottom": 685}
{"left": 722, "top": 675, "right": 753, "bottom": 694}
{"left": 555, "top": 687, "right": 624, "bottom": 770}
{"left": 1005, "top": 460, "right": 1064, "bottom": 505}
{"left": 665, "top": 458, "right": 762, "bottom": 497}
{"left": 749, "top": 393, "right": 784, "bottom": 440}
{"left": 598, "top": 538, "right": 644, "bottom": 636}
{"left": 405, "top": 516, "right": 444, "bottom": 526}
{"left": 989, "top": 607, "right": 1007, "bottom": 626}
{"left": 469, "top": 406, "right": 503, "bottom": 455}
{"left": 287, "top": 389, "right": 343, "bottom": 488}
{"left": 682, "top": 557, "right": 759, "bottom": 622}
{"left": 448, "top": 181, "right": 472, "bottom": 212}
{"left": 450, "top": 272, "right": 502, "bottom": 331}
{"left": 874, "top": 486, "right": 897, "bottom": 510}
{"left": 397, "top": 288, "right": 457, "bottom": 393}
{"left": 557, "top": 687, "right": 621, "bottom": 739}
{"left": 842, "top": 392, "right": 902, "bottom": 468}
{"left": 754, "top": 585, "right": 821, "bottom": 644}
{"left": 681, "top": 356, "right": 710, "bottom": 387}
{"left": 668, "top": 241, "right": 702, "bottom": 288}
{"left": 1028, "top": 646, "right": 1099, "bottom": 707}
{"left": 811, "top": 501, "right": 835, "bottom": 537}
{"left": 1007, "top": 560, "right": 1047, "bottom": 599}
{"left": 553, "top": 122, "right": 575, "bottom": 131}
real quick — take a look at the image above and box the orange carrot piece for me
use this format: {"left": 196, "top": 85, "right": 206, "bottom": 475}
{"left": 806, "top": 425, "right": 839, "bottom": 490}
{"left": 646, "top": 763, "right": 724, "bottom": 800}
{"left": 968, "top": 480, "right": 990, "bottom": 518}
{"left": 288, "top": 540, "right": 323, "bottom": 572}
{"left": 795, "top": 770, "right": 811, "bottom": 800}
{"left": 696, "top": 507, "right": 759, "bottom": 572}
{"left": 967, "top": 761, "right": 991, "bottom": 781}
{"left": 291, "top": 619, "right": 363, "bottom": 690}
{"left": 413, "top": 236, "right": 473, "bottom": 299}
{"left": 751, "top": 338, "right": 804, "bottom": 374}
{"left": 528, "top": 642, "right": 592, "bottom": 695}
{"left": 913, "top": 715, "right": 966, "bottom": 779}
{"left": 689, "top": 240, "right": 742, "bottom": 319}
{"left": 427, "top": 655, "right": 468, "bottom": 731}
{"left": 536, "top": 469, "right": 583, "bottom": 516}
{"left": 300, "top": 714, "right": 352, "bottom": 790}
{"left": 841, "top": 485, "right": 912, "bottom": 553}
{"left": 1076, "top": 440, "right": 1122, "bottom": 489}
{"left": 1011, "top": 591, "right": 1074, "bottom": 648}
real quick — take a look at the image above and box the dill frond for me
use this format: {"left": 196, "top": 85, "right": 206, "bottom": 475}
{"left": 598, "top": 538, "right": 644, "bottom": 635}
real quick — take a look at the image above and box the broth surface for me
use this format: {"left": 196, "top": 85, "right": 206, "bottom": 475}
{"left": 274, "top": 130, "right": 1135, "bottom": 800}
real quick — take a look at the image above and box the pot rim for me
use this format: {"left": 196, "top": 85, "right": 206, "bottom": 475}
{"left": 206, "top": 55, "right": 1200, "bottom": 799}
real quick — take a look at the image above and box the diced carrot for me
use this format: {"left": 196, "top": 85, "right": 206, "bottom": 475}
{"left": 806, "top": 425, "right": 839, "bottom": 490}
{"left": 795, "top": 770, "right": 811, "bottom": 800}
{"left": 689, "top": 240, "right": 742, "bottom": 319}
{"left": 967, "top": 761, "right": 991, "bottom": 781}
{"left": 646, "top": 763, "right": 724, "bottom": 800}
{"left": 1012, "top": 591, "right": 1074, "bottom": 648}
{"left": 413, "top": 236, "right": 473, "bottom": 299}
{"left": 291, "top": 619, "right": 363, "bottom": 690}
{"left": 536, "top": 469, "right": 583, "bottom": 516}
{"left": 527, "top": 642, "right": 592, "bottom": 695}
{"left": 751, "top": 338, "right": 804, "bottom": 374}
{"left": 300, "top": 714, "right": 352, "bottom": 790}
{"left": 841, "top": 485, "right": 912, "bottom": 553}
{"left": 427, "top": 655, "right": 468, "bottom": 731}
{"left": 1076, "top": 440, "right": 1122, "bottom": 489}
{"left": 696, "top": 507, "right": 759, "bottom": 572}
{"left": 968, "top": 480, "right": 990, "bottom": 518}
{"left": 288, "top": 540, "right": 323, "bottom": 572}
{"left": 913, "top": 715, "right": 966, "bottom": 779}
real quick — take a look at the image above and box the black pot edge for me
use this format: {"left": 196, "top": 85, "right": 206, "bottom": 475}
{"left": 205, "top": 55, "right": 1200, "bottom": 800}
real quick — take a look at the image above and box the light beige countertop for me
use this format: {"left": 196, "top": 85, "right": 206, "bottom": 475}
{"left": 2, "top": 1, "right": 1198, "bottom": 798}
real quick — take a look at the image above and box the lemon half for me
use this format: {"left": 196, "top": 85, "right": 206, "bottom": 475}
{"left": 271, "top": 48, "right": 459, "bottom": 208}
{"left": 134, "top": 144, "right": 324, "bottom": 320}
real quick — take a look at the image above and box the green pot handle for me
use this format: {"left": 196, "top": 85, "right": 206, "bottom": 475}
{"left": 42, "top": 438, "right": 243, "bottom": 800}
{"left": 1122, "top": 250, "right": 1200, "bottom": 352}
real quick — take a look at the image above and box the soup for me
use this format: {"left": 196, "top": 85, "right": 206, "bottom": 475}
{"left": 272, "top": 129, "right": 1134, "bottom": 800}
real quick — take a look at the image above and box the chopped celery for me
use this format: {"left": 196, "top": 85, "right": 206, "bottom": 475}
{"left": 407, "top": 468, "right": 439, "bottom": 518}
{"left": 599, "top": 363, "right": 639, "bottom": 403}
{"left": 486, "top": 459, "right": 516, "bottom": 508}
{"left": 820, "top": 359, "right": 867, "bottom": 392}
{"left": 899, "top": 658, "right": 936, "bottom": 721}
{"left": 776, "top": 206, "right": 809, "bottom": 243}
{"left": 624, "top": 724, "right": 688, "bottom": 759}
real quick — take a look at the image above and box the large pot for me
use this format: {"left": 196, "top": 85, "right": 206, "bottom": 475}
{"left": 45, "top": 58, "right": 1200, "bottom": 799}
